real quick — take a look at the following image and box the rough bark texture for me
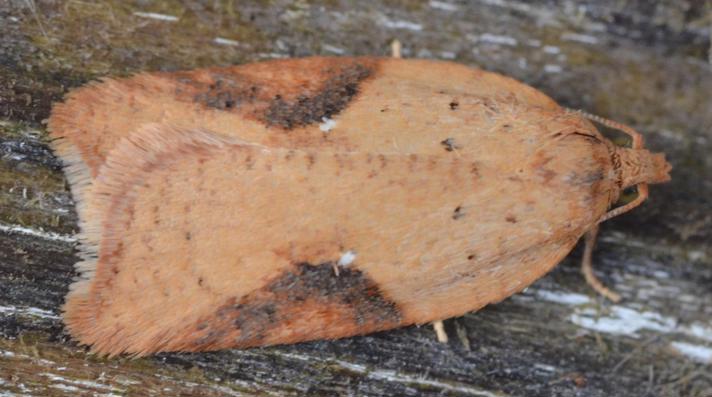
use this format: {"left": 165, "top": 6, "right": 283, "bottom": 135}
{"left": 0, "top": 0, "right": 711, "bottom": 396}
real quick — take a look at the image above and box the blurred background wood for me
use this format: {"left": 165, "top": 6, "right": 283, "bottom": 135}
{"left": 1, "top": 1, "right": 711, "bottom": 396}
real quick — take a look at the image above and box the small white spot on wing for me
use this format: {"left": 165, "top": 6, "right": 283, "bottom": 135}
{"left": 319, "top": 117, "right": 337, "bottom": 133}
{"left": 338, "top": 250, "right": 357, "bottom": 267}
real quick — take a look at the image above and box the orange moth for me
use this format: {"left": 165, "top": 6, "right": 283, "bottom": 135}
{"left": 48, "top": 57, "right": 671, "bottom": 356}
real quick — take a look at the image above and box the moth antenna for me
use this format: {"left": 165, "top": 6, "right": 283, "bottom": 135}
{"left": 564, "top": 108, "right": 644, "bottom": 149}
{"left": 581, "top": 225, "right": 621, "bottom": 302}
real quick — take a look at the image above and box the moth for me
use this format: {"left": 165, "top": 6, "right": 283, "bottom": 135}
{"left": 48, "top": 56, "right": 671, "bottom": 356}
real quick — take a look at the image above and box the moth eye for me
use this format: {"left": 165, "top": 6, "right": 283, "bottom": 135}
{"left": 611, "top": 135, "right": 633, "bottom": 148}
{"left": 583, "top": 118, "right": 632, "bottom": 148}
{"left": 613, "top": 185, "right": 640, "bottom": 206}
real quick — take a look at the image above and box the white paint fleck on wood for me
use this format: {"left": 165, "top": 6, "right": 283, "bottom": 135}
{"left": 477, "top": 33, "right": 518, "bottom": 46}
{"left": 543, "top": 64, "right": 563, "bottom": 73}
{"left": 670, "top": 341, "right": 712, "bottom": 364}
{"left": 0, "top": 223, "right": 76, "bottom": 243}
{"left": 132, "top": 12, "right": 179, "bottom": 22}
{"left": 322, "top": 44, "right": 345, "bottom": 54}
{"left": 429, "top": 1, "right": 458, "bottom": 12}
{"left": 561, "top": 32, "right": 599, "bottom": 45}
{"left": 535, "top": 290, "right": 590, "bottom": 305}
{"left": 213, "top": 37, "right": 241, "bottom": 47}
{"left": 0, "top": 305, "right": 60, "bottom": 320}
{"left": 379, "top": 16, "right": 423, "bottom": 31}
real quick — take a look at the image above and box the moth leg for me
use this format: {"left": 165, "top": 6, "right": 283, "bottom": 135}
{"left": 581, "top": 224, "right": 622, "bottom": 302}
{"left": 433, "top": 320, "right": 449, "bottom": 343}
{"left": 391, "top": 39, "right": 402, "bottom": 59}
{"left": 565, "top": 108, "right": 644, "bottom": 149}
{"left": 599, "top": 183, "right": 649, "bottom": 223}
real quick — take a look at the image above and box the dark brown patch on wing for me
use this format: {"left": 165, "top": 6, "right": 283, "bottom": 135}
{"left": 171, "top": 69, "right": 262, "bottom": 112}
{"left": 262, "top": 63, "right": 373, "bottom": 129}
{"left": 185, "top": 262, "right": 401, "bottom": 351}
{"left": 194, "top": 75, "right": 260, "bottom": 111}
{"left": 171, "top": 57, "right": 378, "bottom": 130}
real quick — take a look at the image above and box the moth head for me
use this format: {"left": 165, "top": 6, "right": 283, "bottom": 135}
{"left": 566, "top": 109, "right": 672, "bottom": 189}
{"left": 614, "top": 146, "right": 671, "bottom": 189}
{"left": 565, "top": 109, "right": 672, "bottom": 222}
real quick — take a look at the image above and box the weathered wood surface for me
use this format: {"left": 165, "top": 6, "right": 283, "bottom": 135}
{"left": 1, "top": 0, "right": 711, "bottom": 396}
